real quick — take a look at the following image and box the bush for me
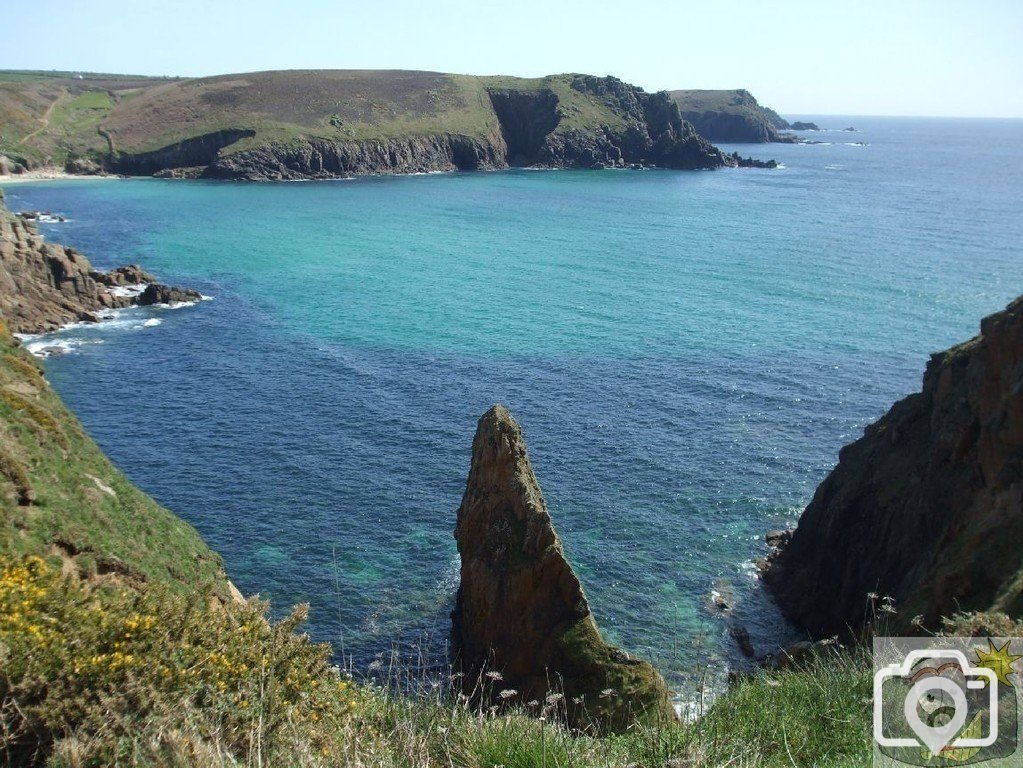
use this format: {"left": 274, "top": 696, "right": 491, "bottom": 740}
{"left": 0, "top": 555, "right": 361, "bottom": 766}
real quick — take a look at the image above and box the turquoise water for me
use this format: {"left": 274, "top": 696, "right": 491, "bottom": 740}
{"left": 6, "top": 117, "right": 1023, "bottom": 690}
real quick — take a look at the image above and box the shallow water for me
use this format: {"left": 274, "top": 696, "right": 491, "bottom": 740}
{"left": 6, "top": 116, "right": 1023, "bottom": 691}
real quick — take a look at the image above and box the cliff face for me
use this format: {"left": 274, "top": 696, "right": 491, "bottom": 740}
{"left": 669, "top": 89, "right": 796, "bottom": 143}
{"left": 2, "top": 70, "right": 735, "bottom": 180}
{"left": 764, "top": 297, "right": 1023, "bottom": 637}
{"left": 206, "top": 133, "right": 506, "bottom": 180}
{"left": 452, "top": 405, "right": 676, "bottom": 733}
{"left": 0, "top": 190, "right": 201, "bottom": 333}
{"left": 186, "top": 76, "right": 727, "bottom": 179}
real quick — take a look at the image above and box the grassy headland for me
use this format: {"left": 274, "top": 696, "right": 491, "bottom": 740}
{"left": 0, "top": 69, "right": 728, "bottom": 177}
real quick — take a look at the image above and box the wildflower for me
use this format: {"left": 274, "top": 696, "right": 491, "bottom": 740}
{"left": 545, "top": 692, "right": 563, "bottom": 705}
{"left": 498, "top": 689, "right": 518, "bottom": 700}
{"left": 867, "top": 592, "right": 878, "bottom": 600}
{"left": 599, "top": 688, "right": 616, "bottom": 699}
{"left": 485, "top": 670, "right": 503, "bottom": 681}
{"left": 911, "top": 614, "right": 925, "bottom": 627}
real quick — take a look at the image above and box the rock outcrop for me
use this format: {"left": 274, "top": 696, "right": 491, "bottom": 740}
{"left": 789, "top": 121, "right": 821, "bottom": 131}
{"left": 0, "top": 189, "right": 199, "bottom": 333}
{"left": 452, "top": 405, "right": 676, "bottom": 732}
{"left": 207, "top": 133, "right": 507, "bottom": 180}
{"left": 669, "top": 89, "right": 798, "bottom": 143}
{"left": 764, "top": 297, "right": 1023, "bottom": 638}
{"left": 205, "top": 76, "right": 728, "bottom": 179}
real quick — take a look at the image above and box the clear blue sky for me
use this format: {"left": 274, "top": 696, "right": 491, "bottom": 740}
{"left": 3, "top": 0, "right": 1021, "bottom": 117}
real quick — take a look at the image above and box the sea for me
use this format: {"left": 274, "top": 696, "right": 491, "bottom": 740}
{"left": 5, "top": 117, "right": 1022, "bottom": 698}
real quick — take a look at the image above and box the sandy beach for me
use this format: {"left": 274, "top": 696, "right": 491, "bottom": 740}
{"left": 0, "top": 169, "right": 118, "bottom": 184}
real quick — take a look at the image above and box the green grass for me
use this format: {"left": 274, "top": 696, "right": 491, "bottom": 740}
{"left": 1, "top": 69, "right": 648, "bottom": 168}
{"left": 0, "top": 320, "right": 228, "bottom": 596}
{"left": 1, "top": 552, "right": 875, "bottom": 767}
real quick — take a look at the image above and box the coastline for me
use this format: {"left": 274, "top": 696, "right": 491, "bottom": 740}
{"left": 0, "top": 168, "right": 120, "bottom": 184}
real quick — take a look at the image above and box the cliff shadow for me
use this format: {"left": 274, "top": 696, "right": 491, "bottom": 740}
{"left": 487, "top": 89, "right": 560, "bottom": 166}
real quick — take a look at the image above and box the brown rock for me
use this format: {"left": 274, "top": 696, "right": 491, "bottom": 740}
{"left": 764, "top": 296, "right": 1023, "bottom": 637}
{"left": 137, "top": 283, "right": 203, "bottom": 306}
{"left": 452, "top": 405, "right": 677, "bottom": 732}
{"left": 0, "top": 190, "right": 200, "bottom": 333}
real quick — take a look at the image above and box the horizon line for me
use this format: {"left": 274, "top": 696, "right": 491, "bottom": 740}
{"left": 2, "top": 66, "right": 1021, "bottom": 121}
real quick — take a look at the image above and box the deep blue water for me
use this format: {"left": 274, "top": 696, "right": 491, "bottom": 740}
{"left": 5, "top": 117, "right": 1022, "bottom": 692}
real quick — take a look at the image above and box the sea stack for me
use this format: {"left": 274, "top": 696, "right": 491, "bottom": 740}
{"left": 451, "top": 405, "right": 676, "bottom": 732}
{"left": 764, "top": 296, "right": 1023, "bottom": 637}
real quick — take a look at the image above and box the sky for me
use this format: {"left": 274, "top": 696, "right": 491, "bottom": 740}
{"left": 2, "top": 0, "right": 1021, "bottom": 117}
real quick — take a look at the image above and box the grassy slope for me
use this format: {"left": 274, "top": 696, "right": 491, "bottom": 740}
{"left": 0, "top": 69, "right": 636, "bottom": 166}
{"left": 0, "top": 319, "right": 228, "bottom": 596}
{"left": 669, "top": 89, "right": 788, "bottom": 131}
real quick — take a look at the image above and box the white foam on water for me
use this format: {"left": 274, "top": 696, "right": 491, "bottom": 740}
{"left": 109, "top": 283, "right": 147, "bottom": 298}
{"left": 142, "top": 318, "right": 162, "bottom": 327}
{"left": 18, "top": 335, "right": 105, "bottom": 358}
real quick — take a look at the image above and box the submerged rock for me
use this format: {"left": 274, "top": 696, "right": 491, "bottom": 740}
{"left": 451, "top": 405, "right": 676, "bottom": 732}
{"left": 137, "top": 284, "right": 203, "bottom": 306}
{"left": 764, "top": 296, "right": 1023, "bottom": 637}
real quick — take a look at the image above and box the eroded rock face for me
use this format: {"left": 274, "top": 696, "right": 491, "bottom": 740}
{"left": 0, "top": 190, "right": 198, "bottom": 334}
{"left": 452, "top": 405, "right": 676, "bottom": 732}
{"left": 764, "top": 297, "right": 1023, "bottom": 637}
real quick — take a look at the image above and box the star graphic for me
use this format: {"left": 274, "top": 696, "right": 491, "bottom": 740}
{"left": 974, "top": 639, "right": 1023, "bottom": 687}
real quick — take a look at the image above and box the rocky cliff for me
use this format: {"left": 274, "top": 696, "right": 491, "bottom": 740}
{"left": 452, "top": 405, "right": 676, "bottom": 732}
{"left": 2, "top": 70, "right": 744, "bottom": 180}
{"left": 764, "top": 297, "right": 1023, "bottom": 637}
{"left": 0, "top": 190, "right": 201, "bottom": 333}
{"left": 192, "top": 76, "right": 728, "bottom": 179}
{"left": 669, "top": 89, "right": 797, "bottom": 143}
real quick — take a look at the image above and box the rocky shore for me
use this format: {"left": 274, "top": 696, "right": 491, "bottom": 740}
{"left": 764, "top": 296, "right": 1023, "bottom": 637}
{"left": 0, "top": 189, "right": 202, "bottom": 334}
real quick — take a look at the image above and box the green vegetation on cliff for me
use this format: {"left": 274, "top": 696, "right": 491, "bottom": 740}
{"left": 669, "top": 89, "right": 794, "bottom": 143}
{"left": 0, "top": 320, "right": 226, "bottom": 595}
{"left": 0, "top": 69, "right": 727, "bottom": 178}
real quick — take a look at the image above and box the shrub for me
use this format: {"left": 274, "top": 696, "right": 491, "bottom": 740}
{"left": 0, "top": 555, "right": 361, "bottom": 766}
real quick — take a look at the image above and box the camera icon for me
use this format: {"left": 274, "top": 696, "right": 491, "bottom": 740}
{"left": 874, "top": 649, "right": 999, "bottom": 756}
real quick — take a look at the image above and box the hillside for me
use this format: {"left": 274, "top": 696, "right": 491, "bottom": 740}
{"left": 669, "top": 89, "right": 796, "bottom": 143}
{"left": 0, "top": 320, "right": 228, "bottom": 598}
{"left": 0, "top": 69, "right": 734, "bottom": 178}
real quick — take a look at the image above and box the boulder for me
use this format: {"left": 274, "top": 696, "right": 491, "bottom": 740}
{"left": 93, "top": 264, "right": 155, "bottom": 287}
{"left": 452, "top": 405, "right": 677, "bottom": 732}
{"left": 137, "top": 284, "right": 203, "bottom": 306}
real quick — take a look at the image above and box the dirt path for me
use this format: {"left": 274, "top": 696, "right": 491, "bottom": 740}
{"left": 18, "top": 90, "right": 68, "bottom": 145}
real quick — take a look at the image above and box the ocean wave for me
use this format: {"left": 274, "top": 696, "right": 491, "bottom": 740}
{"left": 17, "top": 335, "right": 105, "bottom": 358}
{"left": 109, "top": 283, "right": 147, "bottom": 298}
